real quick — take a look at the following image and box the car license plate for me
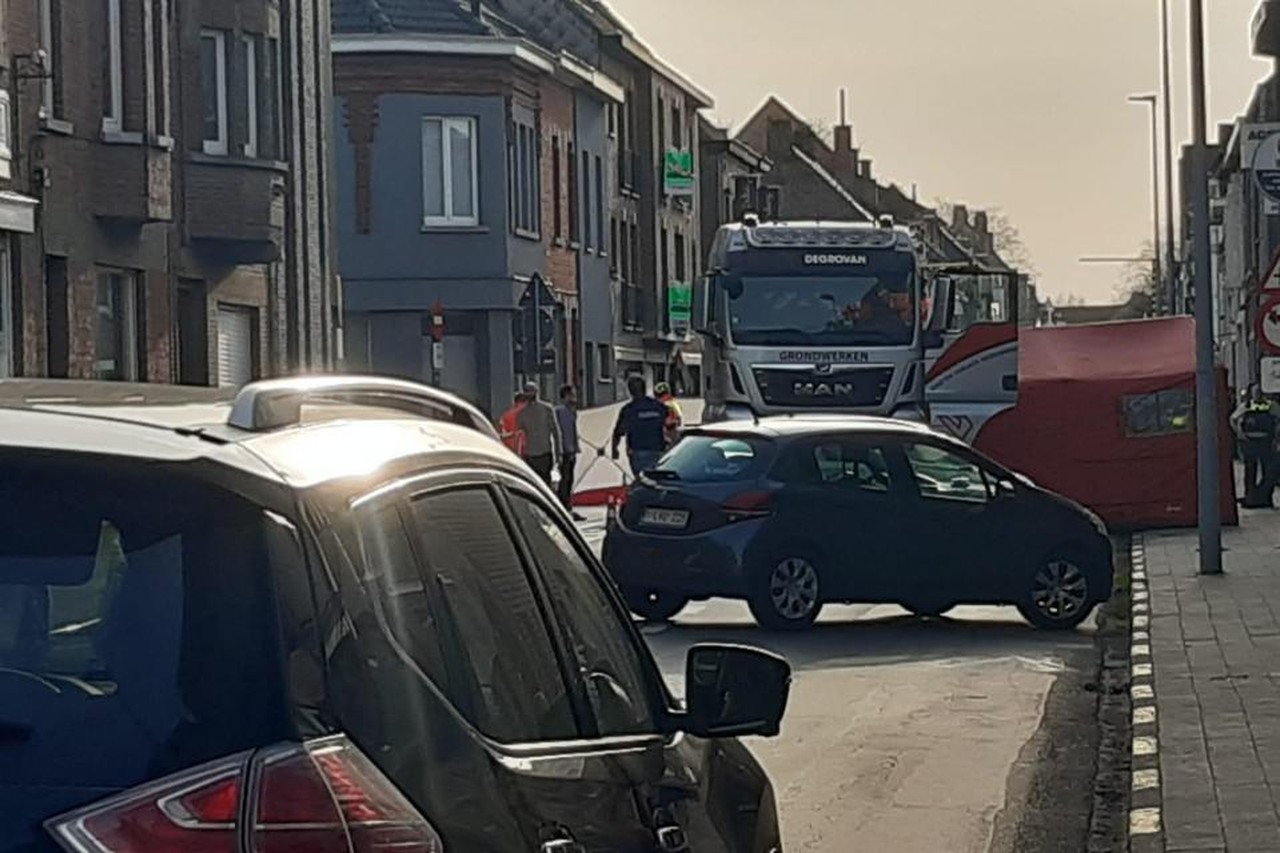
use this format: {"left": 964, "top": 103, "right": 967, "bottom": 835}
{"left": 641, "top": 508, "right": 690, "bottom": 529}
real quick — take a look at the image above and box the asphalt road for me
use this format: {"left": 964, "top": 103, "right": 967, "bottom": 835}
{"left": 572, "top": 399, "right": 1100, "bottom": 852}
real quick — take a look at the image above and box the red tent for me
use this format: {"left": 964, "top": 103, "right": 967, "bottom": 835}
{"left": 975, "top": 317, "right": 1237, "bottom": 530}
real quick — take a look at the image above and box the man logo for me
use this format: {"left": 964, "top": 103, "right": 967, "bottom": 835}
{"left": 794, "top": 381, "right": 855, "bottom": 398}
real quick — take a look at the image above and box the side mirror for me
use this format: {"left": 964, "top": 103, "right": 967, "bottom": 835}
{"left": 921, "top": 329, "right": 944, "bottom": 350}
{"left": 683, "top": 643, "right": 791, "bottom": 738}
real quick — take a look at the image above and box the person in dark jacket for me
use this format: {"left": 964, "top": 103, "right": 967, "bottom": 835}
{"left": 516, "top": 382, "right": 561, "bottom": 487}
{"left": 1232, "top": 387, "right": 1280, "bottom": 508}
{"left": 607, "top": 375, "right": 668, "bottom": 475}
{"left": 554, "top": 385, "right": 584, "bottom": 518}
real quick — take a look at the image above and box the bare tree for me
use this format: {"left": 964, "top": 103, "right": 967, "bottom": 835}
{"left": 932, "top": 200, "right": 1037, "bottom": 275}
{"left": 1113, "top": 241, "right": 1160, "bottom": 317}
{"left": 805, "top": 119, "right": 834, "bottom": 146}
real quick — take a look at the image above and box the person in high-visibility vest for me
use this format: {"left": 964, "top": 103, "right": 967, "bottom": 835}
{"left": 1231, "top": 387, "right": 1280, "bottom": 508}
{"left": 655, "top": 382, "right": 683, "bottom": 449}
{"left": 497, "top": 391, "right": 529, "bottom": 457}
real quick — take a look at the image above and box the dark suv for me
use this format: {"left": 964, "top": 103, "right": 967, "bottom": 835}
{"left": 0, "top": 377, "right": 790, "bottom": 853}
{"left": 604, "top": 416, "right": 1113, "bottom": 630}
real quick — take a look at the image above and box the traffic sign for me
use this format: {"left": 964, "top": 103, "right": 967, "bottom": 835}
{"left": 1259, "top": 296, "right": 1280, "bottom": 355}
{"left": 1252, "top": 129, "right": 1280, "bottom": 203}
{"left": 1263, "top": 250, "right": 1280, "bottom": 292}
{"left": 1263, "top": 357, "right": 1280, "bottom": 394}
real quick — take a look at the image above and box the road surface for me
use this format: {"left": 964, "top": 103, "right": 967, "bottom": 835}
{"left": 572, "top": 399, "right": 1098, "bottom": 852}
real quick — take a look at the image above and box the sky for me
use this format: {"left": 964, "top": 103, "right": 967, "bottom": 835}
{"left": 605, "top": 0, "right": 1274, "bottom": 303}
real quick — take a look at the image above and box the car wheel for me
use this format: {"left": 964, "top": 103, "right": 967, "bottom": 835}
{"left": 903, "top": 599, "right": 956, "bottom": 618}
{"left": 749, "top": 553, "right": 824, "bottom": 630}
{"left": 1017, "top": 550, "right": 1096, "bottom": 630}
{"left": 622, "top": 588, "right": 690, "bottom": 623}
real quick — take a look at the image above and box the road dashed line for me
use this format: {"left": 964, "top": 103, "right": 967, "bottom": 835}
{"left": 1128, "top": 535, "right": 1162, "bottom": 844}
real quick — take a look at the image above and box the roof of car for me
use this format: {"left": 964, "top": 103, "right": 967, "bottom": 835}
{"left": 0, "top": 379, "right": 522, "bottom": 492}
{"left": 688, "top": 414, "right": 945, "bottom": 440}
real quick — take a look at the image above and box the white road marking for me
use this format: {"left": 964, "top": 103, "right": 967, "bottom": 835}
{"left": 1133, "top": 736, "right": 1158, "bottom": 756}
{"left": 1133, "top": 706, "right": 1156, "bottom": 726}
{"left": 1130, "top": 808, "right": 1162, "bottom": 834}
{"left": 1132, "top": 768, "right": 1160, "bottom": 791}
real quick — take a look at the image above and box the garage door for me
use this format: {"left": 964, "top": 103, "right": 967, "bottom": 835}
{"left": 216, "top": 305, "right": 255, "bottom": 388}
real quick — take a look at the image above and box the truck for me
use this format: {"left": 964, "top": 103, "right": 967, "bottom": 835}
{"left": 693, "top": 217, "right": 1021, "bottom": 445}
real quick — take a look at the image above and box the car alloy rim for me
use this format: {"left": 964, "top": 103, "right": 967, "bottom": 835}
{"left": 1032, "top": 559, "right": 1089, "bottom": 619}
{"left": 769, "top": 557, "right": 819, "bottom": 619}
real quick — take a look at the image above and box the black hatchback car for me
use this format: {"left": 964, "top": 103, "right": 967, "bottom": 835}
{"left": 0, "top": 377, "right": 790, "bottom": 853}
{"left": 604, "top": 416, "right": 1113, "bottom": 630}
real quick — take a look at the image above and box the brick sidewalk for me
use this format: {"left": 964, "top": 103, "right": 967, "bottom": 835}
{"left": 1133, "top": 507, "right": 1280, "bottom": 852}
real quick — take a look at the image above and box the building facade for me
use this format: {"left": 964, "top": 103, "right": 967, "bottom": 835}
{"left": 0, "top": 0, "right": 336, "bottom": 386}
{"left": 332, "top": 0, "right": 622, "bottom": 415}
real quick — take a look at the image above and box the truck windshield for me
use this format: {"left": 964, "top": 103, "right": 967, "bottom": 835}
{"left": 727, "top": 273, "right": 915, "bottom": 347}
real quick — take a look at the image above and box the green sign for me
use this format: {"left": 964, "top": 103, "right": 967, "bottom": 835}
{"left": 663, "top": 149, "right": 695, "bottom": 196}
{"left": 668, "top": 281, "right": 692, "bottom": 332}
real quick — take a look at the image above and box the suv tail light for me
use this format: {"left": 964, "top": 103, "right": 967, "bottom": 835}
{"left": 721, "top": 490, "right": 774, "bottom": 522}
{"left": 46, "top": 735, "right": 444, "bottom": 853}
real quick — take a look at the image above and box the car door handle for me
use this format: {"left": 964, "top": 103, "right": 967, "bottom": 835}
{"left": 540, "top": 838, "right": 585, "bottom": 853}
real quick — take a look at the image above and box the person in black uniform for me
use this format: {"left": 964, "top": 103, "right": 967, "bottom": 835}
{"left": 1232, "top": 387, "right": 1280, "bottom": 508}
{"left": 606, "top": 375, "right": 669, "bottom": 476}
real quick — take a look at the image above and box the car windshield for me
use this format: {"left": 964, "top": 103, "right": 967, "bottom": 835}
{"left": 0, "top": 456, "right": 289, "bottom": 809}
{"left": 727, "top": 273, "right": 915, "bottom": 346}
{"left": 654, "top": 435, "right": 770, "bottom": 483}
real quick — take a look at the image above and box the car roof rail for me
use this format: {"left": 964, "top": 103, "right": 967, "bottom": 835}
{"left": 227, "top": 375, "right": 499, "bottom": 441}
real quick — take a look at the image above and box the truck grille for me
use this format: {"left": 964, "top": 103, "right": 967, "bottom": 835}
{"left": 752, "top": 366, "right": 894, "bottom": 408}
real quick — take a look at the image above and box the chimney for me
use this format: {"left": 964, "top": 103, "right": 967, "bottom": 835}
{"left": 973, "top": 210, "right": 988, "bottom": 235}
{"left": 858, "top": 159, "right": 872, "bottom": 179}
{"left": 830, "top": 88, "right": 859, "bottom": 180}
{"left": 953, "top": 204, "right": 969, "bottom": 230}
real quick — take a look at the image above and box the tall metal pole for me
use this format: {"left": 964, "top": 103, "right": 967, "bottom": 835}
{"left": 1131, "top": 95, "right": 1164, "bottom": 294}
{"left": 1189, "top": 0, "right": 1222, "bottom": 574}
{"left": 1160, "top": 0, "right": 1178, "bottom": 313}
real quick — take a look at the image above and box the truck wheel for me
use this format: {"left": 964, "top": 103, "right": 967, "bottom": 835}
{"left": 749, "top": 552, "right": 824, "bottom": 630}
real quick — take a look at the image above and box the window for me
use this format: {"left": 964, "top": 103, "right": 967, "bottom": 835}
{"left": 595, "top": 155, "right": 605, "bottom": 251}
{"left": 421, "top": 116, "right": 478, "bottom": 227}
{"left": 39, "top": 0, "right": 62, "bottom": 119}
{"left": 199, "top": 30, "right": 228, "bottom": 154}
{"left": 148, "top": 0, "right": 171, "bottom": 138}
{"left": 610, "top": 216, "right": 619, "bottom": 277}
{"left": 789, "top": 440, "right": 892, "bottom": 493}
{"left": 511, "top": 122, "right": 539, "bottom": 235}
{"left": 0, "top": 465, "right": 284, "bottom": 798}
{"left": 629, "top": 222, "right": 639, "bottom": 283}
{"left": 674, "top": 231, "right": 686, "bottom": 282}
{"left": 353, "top": 505, "right": 451, "bottom": 693}
{"left": 597, "top": 343, "right": 612, "bottom": 382}
{"left": 671, "top": 102, "right": 682, "bottom": 150}
{"left": 551, "top": 134, "right": 562, "bottom": 238}
{"left": 581, "top": 149, "right": 592, "bottom": 249}
{"left": 267, "top": 37, "right": 283, "bottom": 158}
{"left": 656, "top": 435, "right": 768, "bottom": 484}
{"left": 567, "top": 141, "right": 578, "bottom": 243}
{"left": 904, "top": 443, "right": 991, "bottom": 504}
{"left": 0, "top": 237, "right": 11, "bottom": 378}
{"left": 1124, "top": 388, "right": 1193, "bottom": 436}
{"left": 405, "top": 488, "right": 576, "bottom": 743}
{"left": 607, "top": 102, "right": 617, "bottom": 137}
{"left": 242, "top": 36, "right": 259, "bottom": 158}
{"left": 0, "top": 91, "right": 11, "bottom": 179}
{"left": 103, "top": 0, "right": 123, "bottom": 132}
{"left": 508, "top": 494, "right": 658, "bottom": 736}
{"left": 94, "top": 270, "right": 140, "bottom": 381}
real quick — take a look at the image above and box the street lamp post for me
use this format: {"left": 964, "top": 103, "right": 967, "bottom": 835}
{"left": 1160, "top": 0, "right": 1177, "bottom": 314}
{"left": 1189, "top": 0, "right": 1222, "bottom": 574}
{"left": 1129, "top": 93, "right": 1163, "bottom": 297}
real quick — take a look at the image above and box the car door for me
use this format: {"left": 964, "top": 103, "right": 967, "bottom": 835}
{"left": 769, "top": 435, "right": 911, "bottom": 601}
{"left": 501, "top": 478, "right": 777, "bottom": 853}
{"left": 399, "top": 476, "right": 664, "bottom": 853}
{"left": 897, "top": 440, "right": 1014, "bottom": 599}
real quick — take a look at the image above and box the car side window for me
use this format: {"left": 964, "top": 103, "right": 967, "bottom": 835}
{"left": 507, "top": 492, "right": 660, "bottom": 737}
{"left": 811, "top": 440, "right": 893, "bottom": 494}
{"left": 903, "top": 442, "right": 992, "bottom": 504}
{"left": 405, "top": 487, "right": 579, "bottom": 744}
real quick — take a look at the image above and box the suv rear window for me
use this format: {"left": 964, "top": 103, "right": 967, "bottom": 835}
{"left": 655, "top": 434, "right": 770, "bottom": 483}
{"left": 0, "top": 455, "right": 289, "bottom": 846}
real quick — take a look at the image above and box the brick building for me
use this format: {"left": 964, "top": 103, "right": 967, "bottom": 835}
{"left": 0, "top": 0, "right": 336, "bottom": 386}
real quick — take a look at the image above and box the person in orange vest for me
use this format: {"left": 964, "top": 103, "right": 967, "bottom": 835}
{"left": 497, "top": 390, "right": 529, "bottom": 457}
{"left": 655, "top": 381, "right": 683, "bottom": 449}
